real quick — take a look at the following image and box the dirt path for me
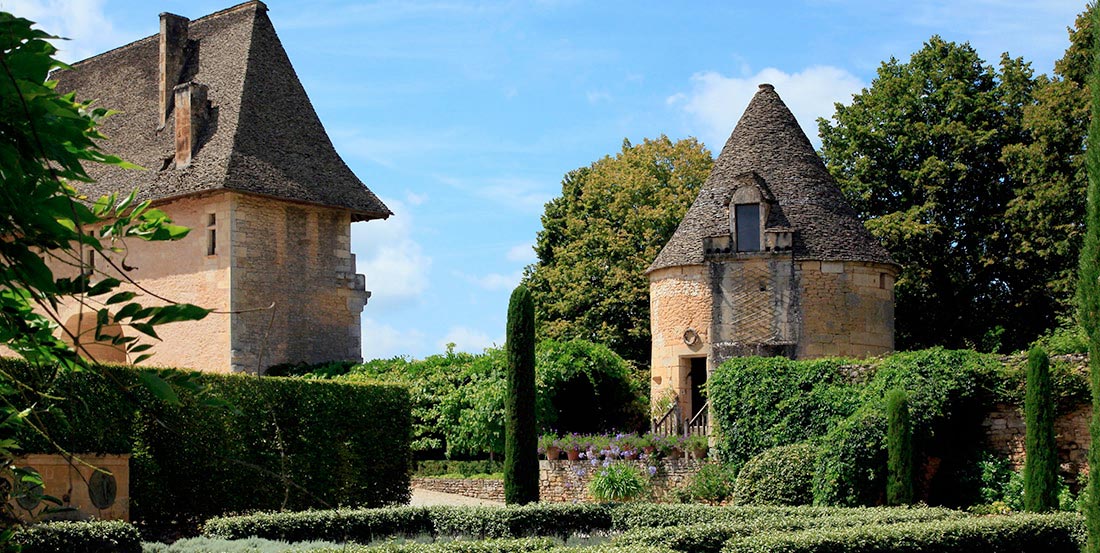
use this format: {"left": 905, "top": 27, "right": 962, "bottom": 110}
{"left": 409, "top": 488, "right": 505, "bottom": 507}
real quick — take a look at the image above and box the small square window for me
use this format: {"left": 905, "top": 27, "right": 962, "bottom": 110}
{"left": 207, "top": 213, "right": 216, "bottom": 227}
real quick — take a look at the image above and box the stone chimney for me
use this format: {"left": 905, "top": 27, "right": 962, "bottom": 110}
{"left": 173, "top": 82, "right": 208, "bottom": 169}
{"left": 158, "top": 12, "right": 189, "bottom": 129}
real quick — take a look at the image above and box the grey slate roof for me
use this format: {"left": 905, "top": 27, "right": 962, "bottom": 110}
{"left": 648, "top": 84, "right": 895, "bottom": 272}
{"left": 53, "top": 1, "right": 391, "bottom": 221}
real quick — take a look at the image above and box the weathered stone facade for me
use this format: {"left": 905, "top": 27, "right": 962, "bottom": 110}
{"left": 411, "top": 477, "right": 505, "bottom": 503}
{"left": 984, "top": 402, "right": 1091, "bottom": 478}
{"left": 539, "top": 459, "right": 706, "bottom": 503}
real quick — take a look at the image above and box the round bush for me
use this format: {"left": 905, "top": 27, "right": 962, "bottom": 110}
{"left": 589, "top": 463, "right": 650, "bottom": 502}
{"left": 734, "top": 443, "right": 817, "bottom": 506}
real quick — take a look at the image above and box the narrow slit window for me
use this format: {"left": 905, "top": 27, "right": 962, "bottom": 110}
{"left": 735, "top": 203, "right": 761, "bottom": 252}
{"left": 879, "top": 273, "right": 887, "bottom": 289}
{"left": 85, "top": 249, "right": 95, "bottom": 277}
{"left": 206, "top": 213, "right": 217, "bottom": 256}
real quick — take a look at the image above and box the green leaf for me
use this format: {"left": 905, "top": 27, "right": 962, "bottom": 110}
{"left": 105, "top": 291, "right": 136, "bottom": 305}
{"left": 138, "top": 371, "right": 179, "bottom": 405}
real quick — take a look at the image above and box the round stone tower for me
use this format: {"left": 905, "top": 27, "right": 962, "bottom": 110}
{"left": 648, "top": 84, "right": 898, "bottom": 424}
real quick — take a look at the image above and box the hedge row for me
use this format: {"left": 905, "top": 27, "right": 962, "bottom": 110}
{"left": 612, "top": 507, "right": 969, "bottom": 553}
{"left": 723, "top": 512, "right": 1084, "bottom": 553}
{"left": 156, "top": 537, "right": 675, "bottom": 553}
{"left": 708, "top": 348, "right": 1045, "bottom": 506}
{"left": 202, "top": 503, "right": 967, "bottom": 544}
{"left": 8, "top": 358, "right": 411, "bottom": 522}
{"left": 12, "top": 520, "right": 141, "bottom": 553}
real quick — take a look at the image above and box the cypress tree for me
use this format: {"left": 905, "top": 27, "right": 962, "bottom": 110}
{"left": 1083, "top": 6, "right": 1100, "bottom": 550}
{"left": 886, "top": 388, "right": 914, "bottom": 505}
{"left": 1024, "top": 346, "right": 1058, "bottom": 511}
{"left": 504, "top": 284, "right": 539, "bottom": 504}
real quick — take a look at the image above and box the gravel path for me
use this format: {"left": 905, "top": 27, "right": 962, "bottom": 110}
{"left": 409, "top": 488, "right": 505, "bottom": 507}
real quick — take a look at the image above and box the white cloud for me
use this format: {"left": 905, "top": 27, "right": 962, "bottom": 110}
{"left": 405, "top": 191, "right": 428, "bottom": 205}
{"left": 586, "top": 90, "right": 611, "bottom": 104}
{"left": 455, "top": 270, "right": 523, "bottom": 291}
{"left": 5, "top": 0, "right": 133, "bottom": 63}
{"left": 361, "top": 317, "right": 424, "bottom": 360}
{"left": 506, "top": 243, "right": 536, "bottom": 264}
{"left": 438, "top": 325, "right": 501, "bottom": 353}
{"left": 436, "top": 174, "right": 553, "bottom": 214}
{"left": 353, "top": 198, "right": 432, "bottom": 308}
{"left": 670, "top": 66, "right": 864, "bottom": 149}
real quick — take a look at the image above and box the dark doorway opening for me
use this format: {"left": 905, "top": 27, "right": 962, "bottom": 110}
{"left": 688, "top": 356, "right": 707, "bottom": 420}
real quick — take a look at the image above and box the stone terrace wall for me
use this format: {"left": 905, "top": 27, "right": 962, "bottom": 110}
{"left": 411, "top": 477, "right": 504, "bottom": 503}
{"left": 540, "top": 459, "right": 706, "bottom": 503}
{"left": 984, "top": 403, "right": 1090, "bottom": 477}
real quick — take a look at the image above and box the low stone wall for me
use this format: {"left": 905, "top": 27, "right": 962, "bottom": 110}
{"left": 984, "top": 402, "right": 1090, "bottom": 477}
{"left": 12, "top": 453, "right": 130, "bottom": 521}
{"left": 411, "top": 477, "right": 505, "bottom": 502}
{"left": 540, "top": 458, "right": 706, "bottom": 503}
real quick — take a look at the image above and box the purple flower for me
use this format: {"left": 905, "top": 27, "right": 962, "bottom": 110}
{"left": 647, "top": 466, "right": 657, "bottom": 477}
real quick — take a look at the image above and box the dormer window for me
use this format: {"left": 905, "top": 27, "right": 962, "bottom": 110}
{"left": 734, "top": 204, "right": 761, "bottom": 251}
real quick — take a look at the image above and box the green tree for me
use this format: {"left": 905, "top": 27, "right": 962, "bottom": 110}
{"left": 0, "top": 12, "right": 208, "bottom": 536}
{"left": 504, "top": 284, "right": 538, "bottom": 505}
{"left": 1080, "top": 6, "right": 1100, "bottom": 550}
{"left": 525, "top": 136, "right": 713, "bottom": 366}
{"left": 1024, "top": 346, "right": 1058, "bottom": 512}
{"left": 885, "top": 389, "right": 913, "bottom": 506}
{"left": 819, "top": 37, "right": 1039, "bottom": 351}
{"left": 1004, "top": 8, "right": 1093, "bottom": 333}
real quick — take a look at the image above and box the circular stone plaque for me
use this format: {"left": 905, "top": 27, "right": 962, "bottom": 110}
{"left": 88, "top": 471, "right": 117, "bottom": 509}
{"left": 683, "top": 329, "right": 699, "bottom": 346}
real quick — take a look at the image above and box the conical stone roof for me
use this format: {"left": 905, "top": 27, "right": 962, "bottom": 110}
{"left": 648, "top": 84, "right": 895, "bottom": 272}
{"left": 53, "top": 1, "right": 391, "bottom": 222}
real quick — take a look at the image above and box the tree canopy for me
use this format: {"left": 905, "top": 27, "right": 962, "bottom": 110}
{"left": 524, "top": 135, "right": 713, "bottom": 367}
{"left": 818, "top": 35, "right": 1074, "bottom": 352}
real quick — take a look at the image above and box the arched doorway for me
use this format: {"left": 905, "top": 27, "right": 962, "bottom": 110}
{"left": 61, "top": 313, "right": 128, "bottom": 364}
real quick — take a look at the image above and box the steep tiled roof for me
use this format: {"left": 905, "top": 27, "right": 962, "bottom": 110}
{"left": 53, "top": 1, "right": 391, "bottom": 221}
{"left": 648, "top": 84, "right": 895, "bottom": 272}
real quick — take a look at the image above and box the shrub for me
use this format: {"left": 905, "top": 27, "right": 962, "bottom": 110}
{"left": 535, "top": 339, "right": 646, "bottom": 434}
{"left": 886, "top": 389, "right": 913, "bottom": 505}
{"left": 589, "top": 463, "right": 650, "bottom": 502}
{"left": 144, "top": 536, "right": 342, "bottom": 552}
{"left": 415, "top": 460, "right": 505, "bottom": 478}
{"left": 675, "top": 462, "right": 737, "bottom": 504}
{"left": 13, "top": 520, "right": 141, "bottom": 553}
{"left": 707, "top": 357, "right": 862, "bottom": 471}
{"left": 9, "top": 359, "right": 412, "bottom": 524}
{"left": 723, "top": 512, "right": 1084, "bottom": 553}
{"left": 1026, "top": 346, "right": 1059, "bottom": 511}
{"left": 734, "top": 444, "right": 816, "bottom": 506}
{"left": 505, "top": 285, "right": 539, "bottom": 505}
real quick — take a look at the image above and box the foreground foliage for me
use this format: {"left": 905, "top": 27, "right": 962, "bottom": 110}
{"left": 13, "top": 520, "right": 141, "bottom": 553}
{"left": 1083, "top": 5, "right": 1100, "bottom": 551}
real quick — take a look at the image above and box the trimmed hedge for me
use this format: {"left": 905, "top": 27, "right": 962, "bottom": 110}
{"left": 9, "top": 359, "right": 411, "bottom": 523}
{"left": 722, "top": 512, "right": 1084, "bottom": 553}
{"left": 733, "top": 444, "right": 816, "bottom": 506}
{"left": 612, "top": 507, "right": 969, "bottom": 553}
{"left": 13, "top": 520, "right": 141, "bottom": 553}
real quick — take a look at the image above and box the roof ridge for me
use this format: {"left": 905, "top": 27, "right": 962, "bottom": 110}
{"left": 64, "top": 1, "right": 267, "bottom": 69}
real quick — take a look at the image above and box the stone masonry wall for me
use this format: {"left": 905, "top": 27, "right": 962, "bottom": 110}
{"left": 230, "top": 193, "right": 368, "bottom": 373}
{"left": 540, "top": 459, "right": 707, "bottom": 503}
{"left": 984, "top": 402, "right": 1091, "bottom": 477}
{"left": 17, "top": 193, "right": 234, "bottom": 372}
{"left": 796, "top": 260, "right": 895, "bottom": 359}
{"left": 649, "top": 266, "right": 712, "bottom": 418}
{"left": 411, "top": 478, "right": 505, "bottom": 502}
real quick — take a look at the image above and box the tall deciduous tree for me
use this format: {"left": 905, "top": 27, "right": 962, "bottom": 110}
{"left": 1004, "top": 8, "right": 1092, "bottom": 333}
{"left": 1080, "top": 6, "right": 1100, "bottom": 550}
{"left": 524, "top": 136, "right": 712, "bottom": 366}
{"left": 819, "top": 37, "right": 1038, "bottom": 352}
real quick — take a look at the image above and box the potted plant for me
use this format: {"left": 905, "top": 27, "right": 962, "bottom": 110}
{"left": 588, "top": 434, "right": 611, "bottom": 460}
{"left": 559, "top": 433, "right": 584, "bottom": 461}
{"left": 539, "top": 433, "right": 561, "bottom": 460}
{"left": 616, "top": 433, "right": 640, "bottom": 460}
{"left": 685, "top": 434, "right": 708, "bottom": 459}
{"left": 660, "top": 434, "right": 684, "bottom": 460}
{"left": 638, "top": 433, "right": 658, "bottom": 457}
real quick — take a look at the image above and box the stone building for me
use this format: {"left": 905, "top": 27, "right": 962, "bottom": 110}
{"left": 42, "top": 2, "right": 391, "bottom": 373}
{"left": 648, "top": 84, "right": 898, "bottom": 424}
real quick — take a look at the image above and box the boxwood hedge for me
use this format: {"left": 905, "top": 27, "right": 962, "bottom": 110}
{"left": 12, "top": 520, "right": 141, "bottom": 553}
{"left": 8, "top": 358, "right": 411, "bottom": 523}
{"left": 722, "top": 512, "right": 1084, "bottom": 553}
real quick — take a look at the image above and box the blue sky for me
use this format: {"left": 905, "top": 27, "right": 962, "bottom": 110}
{"left": 8, "top": 0, "right": 1087, "bottom": 360}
